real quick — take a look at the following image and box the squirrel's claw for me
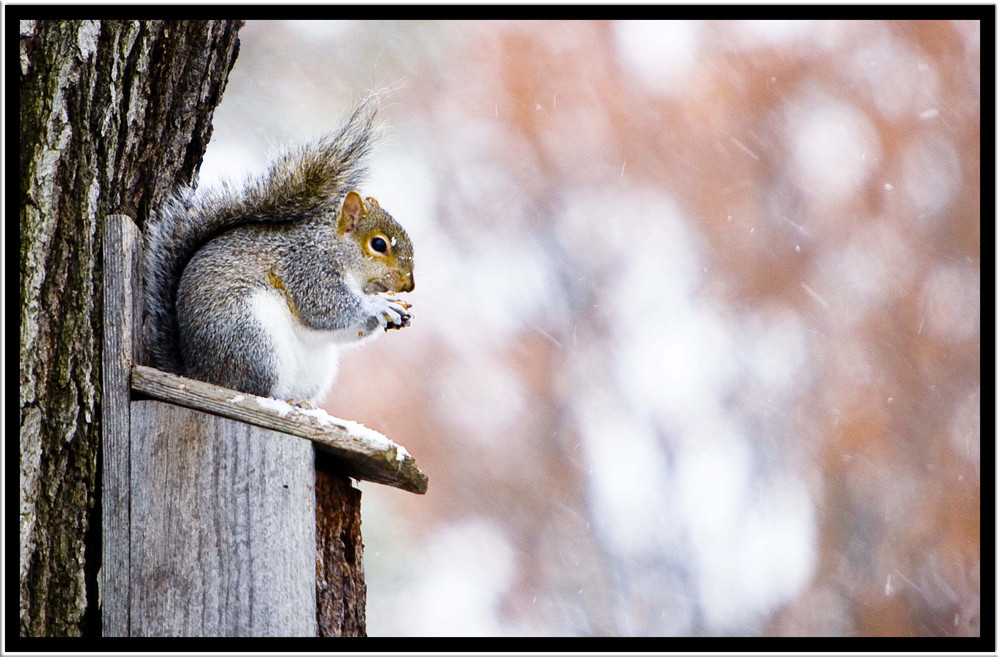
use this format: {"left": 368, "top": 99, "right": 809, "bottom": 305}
{"left": 384, "top": 294, "right": 412, "bottom": 311}
{"left": 382, "top": 300, "right": 412, "bottom": 331}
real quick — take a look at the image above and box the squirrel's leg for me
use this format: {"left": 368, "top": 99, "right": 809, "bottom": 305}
{"left": 177, "top": 291, "right": 280, "bottom": 398}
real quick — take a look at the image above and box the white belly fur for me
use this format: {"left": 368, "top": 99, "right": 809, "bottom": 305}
{"left": 249, "top": 289, "right": 342, "bottom": 402}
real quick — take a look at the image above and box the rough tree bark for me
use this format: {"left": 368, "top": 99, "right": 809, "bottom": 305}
{"left": 315, "top": 459, "right": 367, "bottom": 637}
{"left": 19, "top": 19, "right": 243, "bottom": 637}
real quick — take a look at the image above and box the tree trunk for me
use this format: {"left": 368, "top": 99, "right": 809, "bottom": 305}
{"left": 19, "top": 19, "right": 242, "bottom": 637}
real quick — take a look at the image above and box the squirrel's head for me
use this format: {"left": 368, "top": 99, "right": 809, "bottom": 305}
{"left": 337, "top": 190, "right": 415, "bottom": 294}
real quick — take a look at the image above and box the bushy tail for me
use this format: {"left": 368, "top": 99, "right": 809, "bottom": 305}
{"left": 143, "top": 95, "right": 384, "bottom": 374}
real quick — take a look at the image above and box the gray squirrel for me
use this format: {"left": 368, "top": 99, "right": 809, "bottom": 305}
{"left": 143, "top": 97, "right": 415, "bottom": 404}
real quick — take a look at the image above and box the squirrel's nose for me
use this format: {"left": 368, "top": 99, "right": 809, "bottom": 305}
{"left": 402, "top": 272, "right": 415, "bottom": 293}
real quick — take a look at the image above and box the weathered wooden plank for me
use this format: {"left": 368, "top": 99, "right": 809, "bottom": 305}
{"left": 131, "top": 364, "right": 428, "bottom": 494}
{"left": 315, "top": 460, "right": 366, "bottom": 637}
{"left": 129, "top": 401, "right": 317, "bottom": 637}
{"left": 102, "top": 214, "right": 143, "bottom": 636}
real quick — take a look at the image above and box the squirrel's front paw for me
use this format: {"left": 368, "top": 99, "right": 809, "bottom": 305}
{"left": 374, "top": 296, "right": 412, "bottom": 331}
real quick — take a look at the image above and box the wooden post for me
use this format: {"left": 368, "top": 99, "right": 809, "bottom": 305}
{"left": 101, "top": 214, "right": 427, "bottom": 637}
{"left": 315, "top": 460, "right": 366, "bottom": 637}
{"left": 101, "top": 215, "right": 143, "bottom": 637}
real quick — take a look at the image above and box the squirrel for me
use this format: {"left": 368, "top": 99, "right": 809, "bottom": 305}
{"left": 143, "top": 97, "right": 415, "bottom": 404}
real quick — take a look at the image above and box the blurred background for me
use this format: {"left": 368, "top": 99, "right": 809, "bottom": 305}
{"left": 198, "top": 20, "right": 982, "bottom": 637}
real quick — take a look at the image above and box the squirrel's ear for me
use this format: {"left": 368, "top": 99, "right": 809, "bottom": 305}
{"left": 338, "top": 191, "right": 365, "bottom": 234}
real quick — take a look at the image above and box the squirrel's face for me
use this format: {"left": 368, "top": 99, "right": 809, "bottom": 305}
{"left": 337, "top": 191, "right": 415, "bottom": 294}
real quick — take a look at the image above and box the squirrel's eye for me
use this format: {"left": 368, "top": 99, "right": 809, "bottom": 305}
{"left": 370, "top": 236, "right": 388, "bottom": 254}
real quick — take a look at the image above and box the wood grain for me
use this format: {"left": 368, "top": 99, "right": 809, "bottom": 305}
{"left": 315, "top": 462, "right": 366, "bottom": 637}
{"left": 101, "top": 214, "right": 143, "bottom": 636}
{"left": 129, "top": 401, "right": 317, "bottom": 636}
{"left": 131, "top": 365, "right": 428, "bottom": 494}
